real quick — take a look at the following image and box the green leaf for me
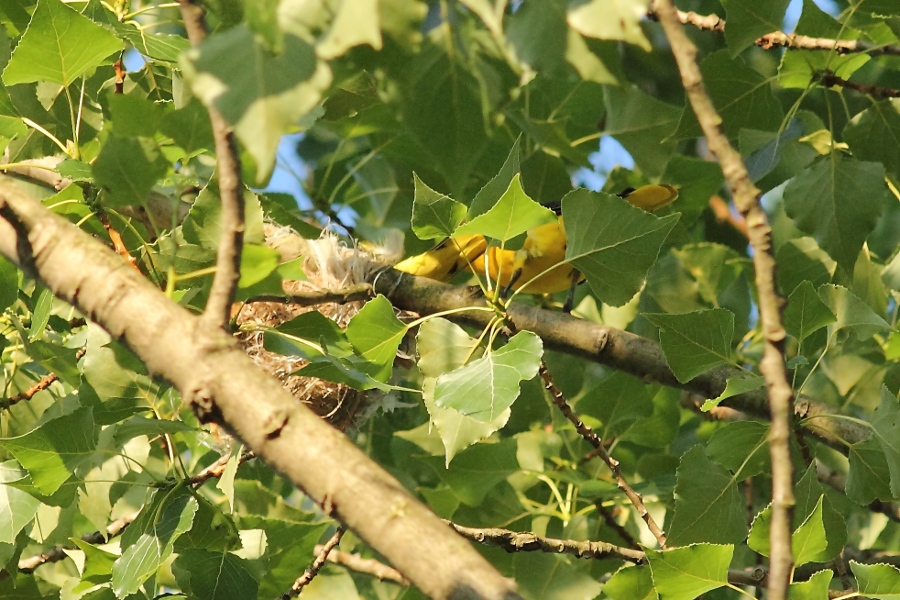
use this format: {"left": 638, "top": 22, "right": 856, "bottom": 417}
{"left": 416, "top": 318, "right": 506, "bottom": 464}
{"left": 181, "top": 26, "right": 330, "bottom": 182}
{"left": 793, "top": 464, "right": 846, "bottom": 562}
{"left": 172, "top": 549, "right": 258, "bottom": 600}
{"left": 673, "top": 243, "right": 745, "bottom": 305}
{"left": 566, "top": 0, "right": 650, "bottom": 51}
{"left": 469, "top": 138, "right": 521, "bottom": 218}
{"left": 644, "top": 309, "right": 735, "bottom": 383}
{"left": 646, "top": 544, "right": 732, "bottom": 600}
{"left": 28, "top": 286, "right": 53, "bottom": 340}
{"left": 410, "top": 174, "right": 466, "bottom": 240}
{"left": 791, "top": 495, "right": 828, "bottom": 567}
{"left": 0, "top": 461, "right": 40, "bottom": 544}
{"left": 71, "top": 538, "right": 118, "bottom": 584}
{"left": 345, "top": 295, "right": 408, "bottom": 382}
{"left": 112, "top": 416, "right": 196, "bottom": 447}
{"left": 674, "top": 50, "right": 783, "bottom": 140}
{"left": 426, "top": 439, "right": 520, "bottom": 506}
{"left": 851, "top": 561, "right": 900, "bottom": 599}
{"left": 702, "top": 374, "right": 765, "bottom": 411}
{"left": 603, "top": 86, "right": 681, "bottom": 178}
{"left": 577, "top": 372, "right": 653, "bottom": 440}
{"left": 783, "top": 280, "right": 836, "bottom": 342}
{"left": 706, "top": 421, "right": 770, "bottom": 480}
{"left": 667, "top": 446, "right": 747, "bottom": 545}
{"left": 114, "top": 489, "right": 198, "bottom": 597}
{"left": 82, "top": 325, "right": 164, "bottom": 424}
{"left": 434, "top": 331, "right": 542, "bottom": 422}
{"left": 775, "top": 237, "right": 835, "bottom": 296}
{"left": 160, "top": 99, "right": 215, "bottom": 154}
{"left": 2, "top": 0, "right": 123, "bottom": 86}
{"left": 455, "top": 174, "right": 556, "bottom": 242}
{"left": 721, "top": 0, "right": 790, "bottom": 56}
{"left": 56, "top": 158, "right": 93, "bottom": 182}
{"left": 789, "top": 570, "right": 833, "bottom": 600}
{"left": 818, "top": 284, "right": 891, "bottom": 338}
{"left": 0, "top": 257, "right": 17, "bottom": 312}
{"left": 843, "top": 99, "right": 900, "bottom": 181}
{"left": 238, "top": 244, "right": 281, "bottom": 288}
{"left": 846, "top": 436, "right": 893, "bottom": 506}
{"left": 267, "top": 311, "right": 352, "bottom": 359}
{"left": 872, "top": 386, "right": 900, "bottom": 498}
{"left": 108, "top": 93, "right": 166, "bottom": 138}
{"left": 513, "top": 552, "right": 603, "bottom": 600}
{"left": 750, "top": 468, "right": 847, "bottom": 561}
{"left": 92, "top": 135, "right": 169, "bottom": 207}
{"left": 604, "top": 566, "right": 658, "bottom": 600}
{"left": 0, "top": 407, "right": 98, "bottom": 495}
{"left": 564, "top": 189, "right": 679, "bottom": 306}
{"left": 783, "top": 156, "right": 886, "bottom": 269}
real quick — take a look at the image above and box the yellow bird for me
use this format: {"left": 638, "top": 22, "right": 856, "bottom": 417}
{"left": 394, "top": 184, "right": 678, "bottom": 308}
{"left": 393, "top": 234, "right": 487, "bottom": 281}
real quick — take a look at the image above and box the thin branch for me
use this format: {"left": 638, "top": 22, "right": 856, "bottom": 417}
{"left": 16, "top": 510, "right": 139, "bottom": 575}
{"left": 318, "top": 547, "right": 409, "bottom": 586}
{"left": 1, "top": 348, "right": 86, "bottom": 409}
{"left": 177, "top": 0, "right": 245, "bottom": 332}
{"left": 537, "top": 361, "right": 668, "bottom": 548}
{"left": 595, "top": 502, "right": 639, "bottom": 549}
{"left": 819, "top": 70, "right": 900, "bottom": 99}
{"left": 648, "top": 8, "right": 900, "bottom": 57}
{"left": 652, "top": 2, "right": 796, "bottom": 598}
{"left": 282, "top": 526, "right": 346, "bottom": 598}
{"left": 446, "top": 521, "right": 646, "bottom": 564}
{"left": 246, "top": 284, "right": 374, "bottom": 307}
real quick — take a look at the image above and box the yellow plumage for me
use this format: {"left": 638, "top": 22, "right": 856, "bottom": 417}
{"left": 393, "top": 184, "right": 678, "bottom": 301}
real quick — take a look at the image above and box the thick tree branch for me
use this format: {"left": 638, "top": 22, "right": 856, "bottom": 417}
{"left": 177, "top": 0, "right": 245, "bottom": 332}
{"left": 0, "top": 179, "right": 521, "bottom": 600}
{"left": 372, "top": 270, "right": 868, "bottom": 449}
{"left": 652, "top": 1, "right": 796, "bottom": 597}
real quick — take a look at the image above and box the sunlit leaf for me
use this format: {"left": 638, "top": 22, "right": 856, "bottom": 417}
{"left": 646, "top": 544, "right": 732, "bottom": 600}
{"left": 2, "top": 0, "right": 123, "bottom": 86}
{"left": 644, "top": 309, "right": 735, "bottom": 383}
{"left": 564, "top": 189, "right": 679, "bottom": 306}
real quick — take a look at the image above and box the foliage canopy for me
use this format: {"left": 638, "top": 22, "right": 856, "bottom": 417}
{"left": 1, "top": 0, "right": 900, "bottom": 598}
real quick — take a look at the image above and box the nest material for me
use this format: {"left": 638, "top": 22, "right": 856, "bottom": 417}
{"left": 235, "top": 227, "right": 404, "bottom": 431}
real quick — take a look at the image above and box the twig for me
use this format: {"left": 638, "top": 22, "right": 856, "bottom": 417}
{"left": 113, "top": 55, "right": 126, "bottom": 95}
{"left": 282, "top": 526, "right": 346, "bottom": 598}
{"left": 317, "top": 546, "right": 409, "bottom": 586}
{"left": 709, "top": 195, "right": 749, "bottom": 239}
{"left": 538, "top": 362, "right": 668, "bottom": 548}
{"left": 652, "top": 1, "right": 796, "bottom": 597}
{"left": 446, "top": 521, "right": 646, "bottom": 563}
{"left": 189, "top": 448, "right": 255, "bottom": 486}
{"left": 648, "top": 8, "right": 900, "bottom": 57}
{"left": 819, "top": 70, "right": 900, "bottom": 99}
{"left": 1, "top": 348, "right": 86, "bottom": 409}
{"left": 177, "top": 0, "right": 245, "bottom": 332}
{"left": 247, "top": 284, "right": 374, "bottom": 307}
{"left": 97, "top": 210, "right": 140, "bottom": 272}
{"left": 16, "top": 510, "right": 138, "bottom": 575}
{"left": 595, "top": 502, "right": 639, "bottom": 549}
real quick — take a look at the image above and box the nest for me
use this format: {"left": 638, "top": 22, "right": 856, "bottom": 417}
{"left": 235, "top": 226, "right": 405, "bottom": 432}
